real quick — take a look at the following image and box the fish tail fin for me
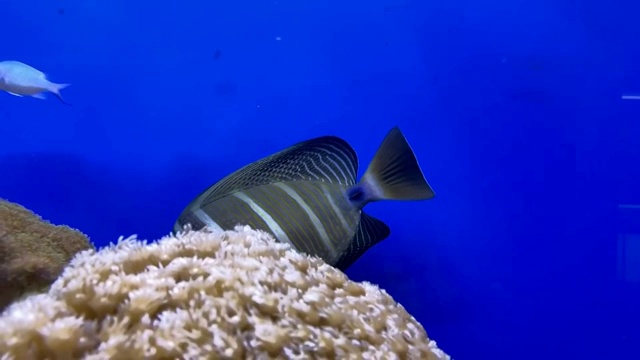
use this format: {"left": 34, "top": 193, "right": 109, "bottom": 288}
{"left": 52, "top": 83, "right": 70, "bottom": 92}
{"left": 50, "top": 83, "right": 72, "bottom": 106}
{"left": 360, "top": 126, "right": 435, "bottom": 201}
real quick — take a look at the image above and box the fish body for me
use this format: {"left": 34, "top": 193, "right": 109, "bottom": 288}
{"left": 0, "top": 61, "right": 70, "bottom": 104}
{"left": 622, "top": 94, "right": 640, "bottom": 100}
{"left": 174, "top": 127, "right": 435, "bottom": 270}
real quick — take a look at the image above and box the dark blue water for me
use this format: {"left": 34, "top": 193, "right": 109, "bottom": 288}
{"left": 2, "top": 0, "right": 639, "bottom": 358}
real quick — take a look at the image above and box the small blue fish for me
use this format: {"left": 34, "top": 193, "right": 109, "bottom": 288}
{"left": 0, "top": 61, "right": 70, "bottom": 105}
{"left": 174, "top": 127, "right": 436, "bottom": 270}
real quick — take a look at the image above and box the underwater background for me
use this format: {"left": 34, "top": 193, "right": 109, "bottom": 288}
{"left": 1, "top": 0, "right": 639, "bottom": 358}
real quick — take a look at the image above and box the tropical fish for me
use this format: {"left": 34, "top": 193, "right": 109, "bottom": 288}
{"left": 174, "top": 127, "right": 435, "bottom": 270}
{"left": 0, "top": 61, "right": 70, "bottom": 105}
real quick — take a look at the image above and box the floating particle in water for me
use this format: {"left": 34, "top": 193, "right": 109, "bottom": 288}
{"left": 213, "top": 49, "right": 222, "bottom": 60}
{"left": 275, "top": 36, "right": 282, "bottom": 41}
{"left": 58, "top": 8, "right": 65, "bottom": 15}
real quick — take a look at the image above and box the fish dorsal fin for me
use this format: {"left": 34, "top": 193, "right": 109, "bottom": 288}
{"left": 199, "top": 135, "right": 359, "bottom": 207}
{"left": 334, "top": 212, "right": 390, "bottom": 270}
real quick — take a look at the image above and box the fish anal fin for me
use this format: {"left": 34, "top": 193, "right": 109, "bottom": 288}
{"left": 334, "top": 212, "right": 390, "bottom": 270}
{"left": 31, "top": 93, "right": 46, "bottom": 100}
{"left": 361, "top": 126, "right": 435, "bottom": 201}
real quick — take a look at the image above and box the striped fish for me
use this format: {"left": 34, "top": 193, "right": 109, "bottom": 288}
{"left": 174, "top": 126, "right": 435, "bottom": 270}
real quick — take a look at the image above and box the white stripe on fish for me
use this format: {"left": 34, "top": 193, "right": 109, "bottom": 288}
{"left": 273, "top": 182, "right": 337, "bottom": 258}
{"left": 0, "top": 60, "right": 70, "bottom": 105}
{"left": 232, "top": 191, "right": 296, "bottom": 249}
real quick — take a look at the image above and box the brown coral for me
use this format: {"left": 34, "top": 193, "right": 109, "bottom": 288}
{"left": 0, "top": 198, "right": 93, "bottom": 311}
{"left": 0, "top": 226, "right": 450, "bottom": 359}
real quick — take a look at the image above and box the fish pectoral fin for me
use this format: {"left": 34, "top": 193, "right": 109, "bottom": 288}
{"left": 7, "top": 91, "right": 23, "bottom": 97}
{"left": 361, "top": 126, "right": 435, "bottom": 201}
{"left": 334, "top": 212, "right": 390, "bottom": 270}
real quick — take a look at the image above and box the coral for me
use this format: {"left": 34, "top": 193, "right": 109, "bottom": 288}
{"left": 0, "top": 198, "right": 93, "bottom": 312}
{"left": 0, "top": 226, "right": 450, "bottom": 360}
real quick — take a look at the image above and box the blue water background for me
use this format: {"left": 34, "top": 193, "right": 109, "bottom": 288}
{"left": 2, "top": 0, "right": 639, "bottom": 358}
